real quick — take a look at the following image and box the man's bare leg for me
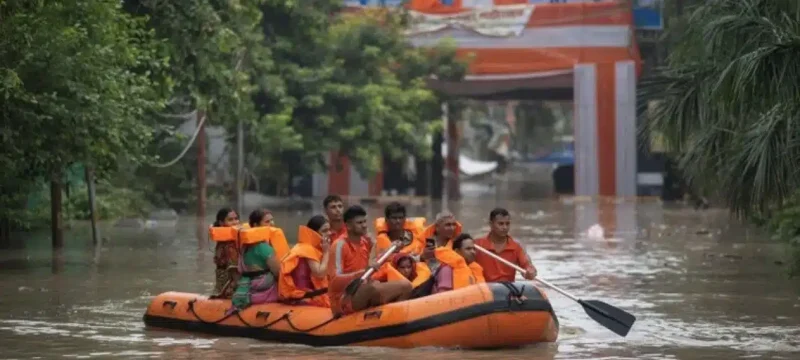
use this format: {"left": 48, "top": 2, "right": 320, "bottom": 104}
{"left": 372, "top": 280, "right": 412, "bottom": 304}
{"left": 349, "top": 283, "right": 381, "bottom": 312}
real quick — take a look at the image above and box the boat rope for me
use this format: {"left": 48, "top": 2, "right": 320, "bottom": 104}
{"left": 499, "top": 281, "right": 526, "bottom": 306}
{"left": 232, "top": 309, "right": 339, "bottom": 333}
{"left": 186, "top": 298, "right": 238, "bottom": 324}
{"left": 185, "top": 287, "right": 337, "bottom": 333}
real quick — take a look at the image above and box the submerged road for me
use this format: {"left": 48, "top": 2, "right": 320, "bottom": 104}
{"left": 1, "top": 198, "right": 798, "bottom": 359}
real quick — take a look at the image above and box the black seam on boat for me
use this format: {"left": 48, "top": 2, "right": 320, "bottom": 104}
{"left": 143, "top": 299, "right": 556, "bottom": 347}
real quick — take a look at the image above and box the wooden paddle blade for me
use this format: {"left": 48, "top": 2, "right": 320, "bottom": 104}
{"left": 579, "top": 299, "right": 636, "bottom": 337}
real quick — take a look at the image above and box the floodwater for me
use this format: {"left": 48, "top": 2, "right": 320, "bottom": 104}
{"left": 1, "top": 198, "right": 799, "bottom": 360}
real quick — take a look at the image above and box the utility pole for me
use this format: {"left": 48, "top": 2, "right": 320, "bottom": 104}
{"left": 236, "top": 118, "right": 244, "bottom": 217}
{"left": 441, "top": 102, "right": 449, "bottom": 210}
{"left": 196, "top": 111, "right": 207, "bottom": 248}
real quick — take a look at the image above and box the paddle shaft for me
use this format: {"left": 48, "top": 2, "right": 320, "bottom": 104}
{"left": 474, "top": 244, "right": 578, "bottom": 302}
{"left": 362, "top": 243, "right": 400, "bottom": 280}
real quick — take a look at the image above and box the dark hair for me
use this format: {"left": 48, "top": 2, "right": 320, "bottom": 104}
{"left": 489, "top": 207, "right": 510, "bottom": 221}
{"left": 452, "top": 233, "right": 473, "bottom": 250}
{"left": 214, "top": 207, "right": 235, "bottom": 227}
{"left": 384, "top": 202, "right": 406, "bottom": 219}
{"left": 306, "top": 214, "right": 329, "bottom": 232}
{"left": 248, "top": 208, "right": 272, "bottom": 227}
{"left": 343, "top": 205, "right": 367, "bottom": 223}
{"left": 323, "top": 195, "right": 343, "bottom": 208}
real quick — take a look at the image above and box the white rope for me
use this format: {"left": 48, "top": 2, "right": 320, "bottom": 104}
{"left": 150, "top": 113, "right": 207, "bottom": 168}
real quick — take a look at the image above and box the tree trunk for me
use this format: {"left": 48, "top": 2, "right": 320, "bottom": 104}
{"left": 51, "top": 172, "right": 64, "bottom": 250}
{"left": 0, "top": 216, "right": 10, "bottom": 248}
{"left": 196, "top": 111, "right": 207, "bottom": 248}
{"left": 85, "top": 165, "right": 100, "bottom": 246}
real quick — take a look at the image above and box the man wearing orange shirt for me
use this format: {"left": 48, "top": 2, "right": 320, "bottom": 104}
{"left": 474, "top": 208, "right": 537, "bottom": 282}
{"left": 327, "top": 205, "right": 412, "bottom": 316}
{"left": 323, "top": 195, "right": 347, "bottom": 240}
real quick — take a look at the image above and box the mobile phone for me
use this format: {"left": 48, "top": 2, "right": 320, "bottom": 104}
{"left": 425, "top": 238, "right": 435, "bottom": 248}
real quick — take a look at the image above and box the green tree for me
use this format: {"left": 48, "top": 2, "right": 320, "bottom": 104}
{"left": 0, "top": 0, "right": 167, "bottom": 242}
{"left": 640, "top": 0, "right": 800, "bottom": 271}
{"left": 641, "top": 0, "right": 800, "bottom": 217}
{"left": 251, "top": 5, "right": 468, "bottom": 192}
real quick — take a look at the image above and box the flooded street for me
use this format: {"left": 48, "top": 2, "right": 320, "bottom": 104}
{"left": 2, "top": 199, "right": 799, "bottom": 359}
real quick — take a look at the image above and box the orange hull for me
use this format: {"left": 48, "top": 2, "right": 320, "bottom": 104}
{"left": 143, "top": 282, "right": 559, "bottom": 348}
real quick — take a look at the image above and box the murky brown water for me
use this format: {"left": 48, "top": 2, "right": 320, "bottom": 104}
{"left": 2, "top": 198, "right": 799, "bottom": 359}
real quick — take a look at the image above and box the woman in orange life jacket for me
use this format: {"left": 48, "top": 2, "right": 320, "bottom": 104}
{"left": 278, "top": 215, "right": 332, "bottom": 307}
{"left": 211, "top": 207, "right": 240, "bottom": 299}
{"left": 248, "top": 208, "right": 291, "bottom": 260}
{"left": 372, "top": 252, "right": 433, "bottom": 296}
{"left": 432, "top": 232, "right": 485, "bottom": 294}
{"left": 227, "top": 210, "right": 283, "bottom": 313}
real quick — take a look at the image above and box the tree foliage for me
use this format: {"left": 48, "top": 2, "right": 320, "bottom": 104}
{"left": 0, "top": 0, "right": 468, "bottom": 235}
{"left": 251, "top": 4, "right": 468, "bottom": 182}
{"left": 640, "top": 0, "right": 800, "bottom": 218}
{"left": 0, "top": 0, "right": 167, "bottom": 228}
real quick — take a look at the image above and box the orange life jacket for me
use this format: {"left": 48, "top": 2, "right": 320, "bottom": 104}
{"left": 374, "top": 217, "right": 426, "bottom": 256}
{"left": 434, "top": 247, "right": 485, "bottom": 290}
{"left": 373, "top": 254, "right": 432, "bottom": 288}
{"left": 278, "top": 226, "right": 330, "bottom": 307}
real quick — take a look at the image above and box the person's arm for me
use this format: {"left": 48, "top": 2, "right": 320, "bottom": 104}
{"left": 266, "top": 253, "right": 281, "bottom": 276}
{"left": 256, "top": 243, "right": 280, "bottom": 275}
{"left": 517, "top": 248, "right": 537, "bottom": 280}
{"left": 308, "top": 238, "right": 330, "bottom": 278}
{"left": 435, "top": 266, "right": 453, "bottom": 292}
{"left": 368, "top": 236, "right": 378, "bottom": 267}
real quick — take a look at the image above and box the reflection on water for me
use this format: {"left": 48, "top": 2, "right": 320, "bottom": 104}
{"left": 2, "top": 199, "right": 800, "bottom": 359}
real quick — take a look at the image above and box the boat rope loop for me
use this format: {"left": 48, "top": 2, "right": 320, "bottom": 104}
{"left": 499, "top": 281, "right": 526, "bottom": 307}
{"left": 186, "top": 298, "right": 238, "bottom": 324}
{"left": 233, "top": 309, "right": 338, "bottom": 333}
{"left": 182, "top": 297, "right": 337, "bottom": 333}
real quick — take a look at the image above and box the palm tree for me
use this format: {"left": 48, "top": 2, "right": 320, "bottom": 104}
{"left": 640, "top": 0, "right": 800, "bottom": 218}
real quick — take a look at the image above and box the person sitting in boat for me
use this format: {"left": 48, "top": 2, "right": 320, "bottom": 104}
{"left": 323, "top": 194, "right": 347, "bottom": 240}
{"left": 474, "top": 208, "right": 537, "bottom": 282}
{"left": 278, "top": 215, "right": 331, "bottom": 307}
{"left": 420, "top": 211, "right": 463, "bottom": 273}
{"left": 228, "top": 215, "right": 282, "bottom": 312}
{"left": 374, "top": 202, "right": 426, "bottom": 257}
{"left": 372, "top": 253, "right": 433, "bottom": 298}
{"left": 327, "top": 205, "right": 412, "bottom": 317}
{"left": 423, "top": 211, "right": 463, "bottom": 249}
{"left": 248, "top": 208, "right": 290, "bottom": 260}
{"left": 432, "top": 233, "right": 485, "bottom": 294}
{"left": 211, "top": 207, "right": 240, "bottom": 299}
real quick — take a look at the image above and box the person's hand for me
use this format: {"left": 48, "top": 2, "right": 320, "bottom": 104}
{"left": 321, "top": 236, "right": 330, "bottom": 253}
{"left": 524, "top": 267, "right": 537, "bottom": 280}
{"left": 420, "top": 247, "right": 434, "bottom": 261}
{"left": 391, "top": 240, "right": 403, "bottom": 252}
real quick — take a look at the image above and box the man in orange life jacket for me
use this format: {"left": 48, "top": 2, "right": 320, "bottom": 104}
{"left": 324, "top": 195, "right": 347, "bottom": 240}
{"left": 375, "top": 202, "right": 425, "bottom": 257}
{"left": 474, "top": 207, "right": 537, "bottom": 282}
{"left": 327, "top": 205, "right": 412, "bottom": 316}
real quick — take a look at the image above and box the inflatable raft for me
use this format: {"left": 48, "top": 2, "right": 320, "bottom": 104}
{"left": 143, "top": 281, "right": 558, "bottom": 349}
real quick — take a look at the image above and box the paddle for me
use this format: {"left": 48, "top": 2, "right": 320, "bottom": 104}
{"left": 345, "top": 242, "right": 401, "bottom": 296}
{"left": 474, "top": 244, "right": 636, "bottom": 337}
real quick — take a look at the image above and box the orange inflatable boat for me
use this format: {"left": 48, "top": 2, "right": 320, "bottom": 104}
{"left": 143, "top": 281, "right": 558, "bottom": 348}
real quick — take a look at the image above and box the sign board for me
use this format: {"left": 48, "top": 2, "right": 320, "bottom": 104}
{"left": 633, "top": 0, "right": 663, "bottom": 30}
{"left": 406, "top": 4, "right": 536, "bottom": 37}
